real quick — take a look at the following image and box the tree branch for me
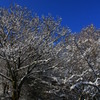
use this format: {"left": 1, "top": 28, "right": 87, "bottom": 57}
{"left": 0, "top": 72, "right": 12, "bottom": 81}
{"left": 16, "top": 58, "right": 51, "bottom": 71}
{"left": 70, "top": 81, "right": 100, "bottom": 92}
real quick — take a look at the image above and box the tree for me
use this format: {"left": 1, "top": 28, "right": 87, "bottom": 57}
{"left": 0, "top": 5, "right": 70, "bottom": 100}
{"left": 63, "top": 25, "right": 100, "bottom": 99}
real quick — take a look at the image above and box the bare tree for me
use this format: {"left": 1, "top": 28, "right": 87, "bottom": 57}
{"left": 64, "top": 25, "right": 100, "bottom": 99}
{"left": 0, "top": 5, "right": 70, "bottom": 100}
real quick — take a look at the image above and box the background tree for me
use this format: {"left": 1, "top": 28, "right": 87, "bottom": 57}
{"left": 62, "top": 25, "right": 100, "bottom": 100}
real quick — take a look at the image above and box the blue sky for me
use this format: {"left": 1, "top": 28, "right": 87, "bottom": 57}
{"left": 0, "top": 0, "right": 100, "bottom": 32}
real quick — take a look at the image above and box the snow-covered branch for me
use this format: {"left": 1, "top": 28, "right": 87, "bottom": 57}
{"left": 0, "top": 72, "right": 12, "bottom": 81}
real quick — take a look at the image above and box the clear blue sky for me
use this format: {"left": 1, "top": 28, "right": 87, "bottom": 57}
{"left": 0, "top": 0, "right": 100, "bottom": 32}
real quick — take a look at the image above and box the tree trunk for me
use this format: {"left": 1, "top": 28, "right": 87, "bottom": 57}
{"left": 12, "top": 81, "right": 20, "bottom": 100}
